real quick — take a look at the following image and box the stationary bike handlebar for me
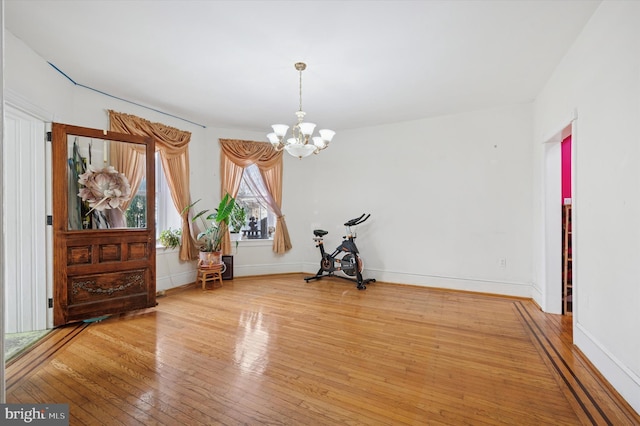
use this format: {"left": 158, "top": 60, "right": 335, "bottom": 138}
{"left": 344, "top": 213, "right": 370, "bottom": 227}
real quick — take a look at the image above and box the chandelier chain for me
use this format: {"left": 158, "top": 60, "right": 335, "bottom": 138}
{"left": 299, "top": 67, "right": 303, "bottom": 113}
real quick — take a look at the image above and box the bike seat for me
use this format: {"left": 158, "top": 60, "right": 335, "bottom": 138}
{"left": 313, "top": 229, "right": 328, "bottom": 237}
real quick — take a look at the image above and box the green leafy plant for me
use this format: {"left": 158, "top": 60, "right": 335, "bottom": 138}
{"left": 158, "top": 228, "right": 181, "bottom": 249}
{"left": 182, "top": 193, "right": 235, "bottom": 252}
{"left": 229, "top": 201, "right": 247, "bottom": 233}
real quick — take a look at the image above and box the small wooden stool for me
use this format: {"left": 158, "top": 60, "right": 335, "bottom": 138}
{"left": 197, "top": 261, "right": 224, "bottom": 290}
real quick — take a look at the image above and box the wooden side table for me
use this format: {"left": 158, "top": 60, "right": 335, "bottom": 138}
{"left": 197, "top": 261, "right": 224, "bottom": 290}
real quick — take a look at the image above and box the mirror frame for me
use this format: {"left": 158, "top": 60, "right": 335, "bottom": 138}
{"left": 53, "top": 124, "right": 155, "bottom": 235}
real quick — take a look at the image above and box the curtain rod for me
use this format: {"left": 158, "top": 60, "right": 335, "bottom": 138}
{"left": 48, "top": 62, "right": 206, "bottom": 129}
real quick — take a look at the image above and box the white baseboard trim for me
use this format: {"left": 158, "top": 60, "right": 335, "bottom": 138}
{"left": 530, "top": 283, "right": 544, "bottom": 308}
{"left": 160, "top": 262, "right": 533, "bottom": 298}
{"left": 157, "top": 270, "right": 197, "bottom": 292}
{"left": 574, "top": 322, "right": 640, "bottom": 415}
{"left": 234, "top": 262, "right": 303, "bottom": 277}
{"left": 301, "top": 263, "right": 532, "bottom": 298}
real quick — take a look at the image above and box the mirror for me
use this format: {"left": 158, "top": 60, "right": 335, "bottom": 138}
{"left": 67, "top": 135, "right": 147, "bottom": 230}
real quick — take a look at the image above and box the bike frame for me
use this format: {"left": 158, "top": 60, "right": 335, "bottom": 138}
{"left": 304, "top": 214, "right": 376, "bottom": 290}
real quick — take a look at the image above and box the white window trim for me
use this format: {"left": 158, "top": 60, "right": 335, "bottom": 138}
{"left": 155, "top": 152, "right": 181, "bottom": 244}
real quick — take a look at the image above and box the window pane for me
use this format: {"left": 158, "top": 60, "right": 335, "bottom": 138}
{"left": 125, "top": 180, "right": 147, "bottom": 228}
{"left": 236, "top": 165, "right": 275, "bottom": 240}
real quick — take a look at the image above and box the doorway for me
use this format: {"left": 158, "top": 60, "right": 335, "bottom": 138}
{"left": 3, "top": 105, "right": 52, "bottom": 359}
{"left": 543, "top": 118, "right": 576, "bottom": 319}
{"left": 561, "top": 135, "right": 572, "bottom": 314}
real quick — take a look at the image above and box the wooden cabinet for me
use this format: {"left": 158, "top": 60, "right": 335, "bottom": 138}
{"left": 562, "top": 204, "right": 572, "bottom": 314}
{"left": 52, "top": 123, "right": 156, "bottom": 326}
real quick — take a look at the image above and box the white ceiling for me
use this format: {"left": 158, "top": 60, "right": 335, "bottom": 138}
{"left": 5, "top": 0, "right": 600, "bottom": 132}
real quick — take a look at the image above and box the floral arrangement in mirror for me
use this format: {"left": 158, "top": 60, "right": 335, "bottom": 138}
{"left": 78, "top": 165, "right": 131, "bottom": 213}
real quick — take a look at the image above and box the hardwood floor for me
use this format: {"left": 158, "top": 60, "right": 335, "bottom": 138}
{"left": 6, "top": 274, "right": 639, "bottom": 425}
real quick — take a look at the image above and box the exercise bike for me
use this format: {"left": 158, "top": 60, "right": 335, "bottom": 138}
{"left": 304, "top": 214, "right": 376, "bottom": 290}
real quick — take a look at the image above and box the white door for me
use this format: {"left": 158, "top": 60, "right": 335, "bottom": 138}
{"left": 3, "top": 106, "right": 49, "bottom": 333}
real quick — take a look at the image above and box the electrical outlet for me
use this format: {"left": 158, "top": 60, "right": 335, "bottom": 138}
{"left": 499, "top": 258, "right": 507, "bottom": 269}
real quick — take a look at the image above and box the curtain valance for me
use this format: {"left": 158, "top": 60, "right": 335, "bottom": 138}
{"left": 109, "top": 110, "right": 191, "bottom": 158}
{"left": 219, "top": 139, "right": 283, "bottom": 169}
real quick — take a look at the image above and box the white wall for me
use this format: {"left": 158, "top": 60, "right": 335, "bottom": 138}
{"left": 4, "top": 33, "right": 70, "bottom": 122}
{"left": 533, "top": 1, "right": 640, "bottom": 413}
{"left": 287, "top": 104, "right": 534, "bottom": 297}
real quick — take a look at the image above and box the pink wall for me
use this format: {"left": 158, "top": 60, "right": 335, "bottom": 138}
{"left": 561, "top": 135, "right": 572, "bottom": 202}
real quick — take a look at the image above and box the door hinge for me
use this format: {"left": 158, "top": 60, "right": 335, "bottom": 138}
{"left": 46, "top": 215, "right": 53, "bottom": 226}
{"left": 46, "top": 131, "right": 52, "bottom": 142}
{"left": 48, "top": 298, "right": 53, "bottom": 308}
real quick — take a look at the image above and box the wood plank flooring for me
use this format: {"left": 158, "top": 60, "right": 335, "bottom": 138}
{"left": 6, "top": 274, "right": 640, "bottom": 425}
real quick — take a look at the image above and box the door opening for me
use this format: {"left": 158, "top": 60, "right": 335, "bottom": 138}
{"left": 3, "top": 107, "right": 49, "bottom": 333}
{"left": 543, "top": 117, "right": 576, "bottom": 323}
{"left": 3, "top": 106, "right": 51, "bottom": 360}
{"left": 561, "top": 135, "right": 572, "bottom": 315}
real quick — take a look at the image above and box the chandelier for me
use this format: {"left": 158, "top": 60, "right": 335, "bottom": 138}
{"left": 267, "top": 62, "right": 335, "bottom": 159}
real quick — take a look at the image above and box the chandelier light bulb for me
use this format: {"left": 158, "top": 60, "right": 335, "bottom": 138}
{"left": 312, "top": 137, "right": 326, "bottom": 149}
{"left": 266, "top": 133, "right": 279, "bottom": 145}
{"left": 319, "top": 129, "right": 335, "bottom": 142}
{"left": 267, "top": 62, "right": 335, "bottom": 159}
{"left": 271, "top": 124, "right": 289, "bottom": 137}
{"left": 299, "top": 122, "right": 316, "bottom": 136}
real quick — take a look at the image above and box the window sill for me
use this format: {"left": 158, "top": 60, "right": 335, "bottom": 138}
{"left": 233, "top": 237, "right": 273, "bottom": 247}
{"left": 155, "top": 238, "right": 274, "bottom": 250}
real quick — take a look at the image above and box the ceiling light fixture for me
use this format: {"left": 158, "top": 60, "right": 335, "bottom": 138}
{"left": 267, "top": 62, "right": 335, "bottom": 159}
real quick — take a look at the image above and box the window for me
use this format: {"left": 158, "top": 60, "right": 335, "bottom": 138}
{"left": 235, "top": 164, "right": 276, "bottom": 240}
{"left": 155, "top": 152, "right": 181, "bottom": 240}
{"left": 125, "top": 177, "right": 147, "bottom": 228}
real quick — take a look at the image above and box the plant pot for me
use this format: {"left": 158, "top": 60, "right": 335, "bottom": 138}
{"left": 199, "top": 251, "right": 222, "bottom": 267}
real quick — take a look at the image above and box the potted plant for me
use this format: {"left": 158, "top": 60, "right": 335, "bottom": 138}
{"left": 183, "top": 193, "right": 235, "bottom": 266}
{"left": 158, "top": 227, "right": 181, "bottom": 249}
{"left": 229, "top": 201, "right": 247, "bottom": 240}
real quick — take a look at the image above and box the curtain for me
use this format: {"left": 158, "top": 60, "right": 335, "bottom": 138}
{"left": 109, "top": 141, "right": 145, "bottom": 212}
{"left": 107, "top": 141, "right": 145, "bottom": 228}
{"left": 219, "top": 139, "right": 292, "bottom": 254}
{"left": 259, "top": 165, "right": 292, "bottom": 253}
{"left": 243, "top": 165, "right": 292, "bottom": 253}
{"left": 109, "top": 110, "right": 198, "bottom": 261}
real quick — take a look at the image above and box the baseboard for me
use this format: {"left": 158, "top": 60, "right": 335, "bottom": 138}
{"left": 156, "top": 270, "right": 197, "bottom": 292}
{"left": 574, "top": 322, "right": 640, "bottom": 415}
{"left": 160, "top": 262, "right": 532, "bottom": 297}
{"left": 530, "top": 282, "right": 544, "bottom": 308}
{"left": 301, "top": 262, "right": 532, "bottom": 298}
{"left": 234, "top": 262, "right": 303, "bottom": 277}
